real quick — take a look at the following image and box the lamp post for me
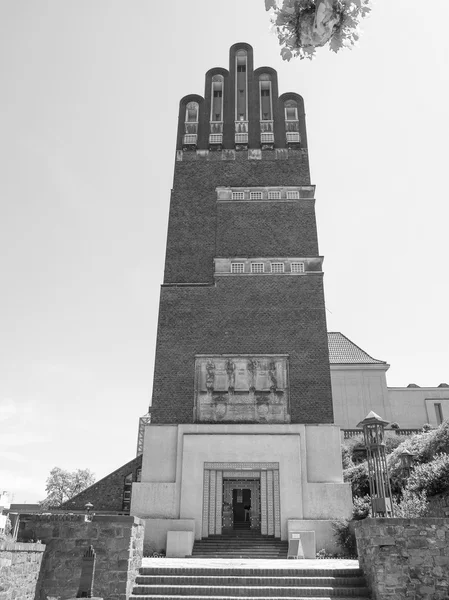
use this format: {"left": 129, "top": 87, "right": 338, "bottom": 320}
{"left": 85, "top": 502, "right": 93, "bottom": 514}
{"left": 357, "top": 411, "right": 395, "bottom": 518}
{"left": 400, "top": 449, "right": 415, "bottom": 479}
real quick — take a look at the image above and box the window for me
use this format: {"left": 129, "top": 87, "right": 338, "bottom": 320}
{"left": 261, "top": 89, "right": 270, "bottom": 97}
{"left": 122, "top": 472, "right": 133, "bottom": 512}
{"left": 268, "top": 191, "right": 281, "bottom": 199}
{"left": 251, "top": 263, "right": 264, "bottom": 273}
{"left": 250, "top": 191, "right": 263, "bottom": 200}
{"left": 231, "top": 263, "right": 244, "bottom": 274}
{"left": 237, "top": 65, "right": 246, "bottom": 72}
{"left": 260, "top": 77, "right": 272, "bottom": 121}
{"left": 235, "top": 50, "right": 247, "bottom": 121}
{"left": 185, "top": 101, "right": 199, "bottom": 123}
{"left": 285, "top": 100, "right": 298, "bottom": 121}
{"left": 435, "top": 403, "right": 444, "bottom": 425}
{"left": 286, "top": 191, "right": 300, "bottom": 199}
{"left": 232, "top": 191, "right": 245, "bottom": 200}
{"left": 271, "top": 263, "right": 284, "bottom": 273}
{"left": 291, "top": 262, "right": 305, "bottom": 273}
{"left": 211, "top": 75, "right": 223, "bottom": 122}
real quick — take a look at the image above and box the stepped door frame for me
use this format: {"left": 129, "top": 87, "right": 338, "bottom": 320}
{"left": 202, "top": 462, "right": 281, "bottom": 538}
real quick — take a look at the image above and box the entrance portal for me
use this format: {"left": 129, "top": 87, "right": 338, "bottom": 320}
{"left": 202, "top": 462, "right": 280, "bottom": 538}
{"left": 223, "top": 479, "right": 260, "bottom": 531}
{"left": 233, "top": 488, "right": 251, "bottom": 528}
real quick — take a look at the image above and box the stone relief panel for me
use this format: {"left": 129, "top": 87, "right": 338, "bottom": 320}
{"left": 194, "top": 355, "right": 290, "bottom": 423}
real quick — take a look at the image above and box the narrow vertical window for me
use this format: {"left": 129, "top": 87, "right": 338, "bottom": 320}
{"left": 284, "top": 99, "right": 300, "bottom": 144}
{"left": 211, "top": 75, "right": 224, "bottom": 122}
{"left": 235, "top": 50, "right": 247, "bottom": 122}
{"left": 259, "top": 78, "right": 272, "bottom": 121}
{"left": 435, "top": 403, "right": 443, "bottom": 425}
{"left": 210, "top": 75, "right": 224, "bottom": 145}
{"left": 184, "top": 101, "right": 199, "bottom": 146}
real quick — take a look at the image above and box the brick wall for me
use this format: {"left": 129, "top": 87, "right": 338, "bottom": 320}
{"left": 61, "top": 455, "right": 142, "bottom": 513}
{"left": 164, "top": 150, "right": 311, "bottom": 284}
{"left": 0, "top": 541, "right": 45, "bottom": 600}
{"left": 355, "top": 517, "right": 449, "bottom": 600}
{"left": 151, "top": 275, "right": 333, "bottom": 424}
{"left": 17, "top": 513, "right": 144, "bottom": 600}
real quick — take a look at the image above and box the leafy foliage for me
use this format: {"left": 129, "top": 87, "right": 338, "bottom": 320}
{"left": 332, "top": 519, "right": 357, "bottom": 556}
{"left": 406, "top": 453, "right": 449, "bottom": 497}
{"left": 40, "top": 467, "right": 95, "bottom": 508}
{"left": 343, "top": 461, "right": 369, "bottom": 497}
{"left": 265, "top": 0, "right": 372, "bottom": 61}
{"left": 343, "top": 420, "right": 449, "bottom": 520}
{"left": 352, "top": 494, "right": 371, "bottom": 520}
{"left": 392, "top": 490, "right": 429, "bottom": 518}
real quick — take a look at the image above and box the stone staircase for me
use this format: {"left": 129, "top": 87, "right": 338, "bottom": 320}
{"left": 132, "top": 563, "right": 371, "bottom": 599}
{"left": 191, "top": 530, "right": 288, "bottom": 559}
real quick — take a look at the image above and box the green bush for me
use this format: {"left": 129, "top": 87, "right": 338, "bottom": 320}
{"left": 343, "top": 461, "right": 369, "bottom": 497}
{"left": 393, "top": 489, "right": 428, "bottom": 518}
{"left": 332, "top": 520, "right": 357, "bottom": 557}
{"left": 406, "top": 453, "right": 449, "bottom": 496}
{"left": 352, "top": 495, "right": 371, "bottom": 520}
{"left": 388, "top": 420, "right": 449, "bottom": 484}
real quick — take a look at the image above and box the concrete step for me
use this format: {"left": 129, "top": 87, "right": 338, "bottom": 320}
{"left": 139, "top": 568, "right": 364, "bottom": 577}
{"left": 132, "top": 585, "right": 370, "bottom": 597}
{"left": 135, "top": 577, "right": 368, "bottom": 587}
{"left": 132, "top": 596, "right": 370, "bottom": 600}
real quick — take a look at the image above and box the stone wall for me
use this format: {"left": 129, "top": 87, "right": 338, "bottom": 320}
{"left": 355, "top": 518, "right": 449, "bottom": 600}
{"left": 0, "top": 540, "right": 45, "bottom": 600}
{"left": 17, "top": 513, "right": 144, "bottom": 600}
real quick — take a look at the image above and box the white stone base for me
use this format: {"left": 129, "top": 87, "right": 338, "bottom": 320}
{"left": 132, "top": 423, "right": 352, "bottom": 553}
{"left": 166, "top": 530, "right": 194, "bottom": 557}
{"left": 288, "top": 519, "right": 342, "bottom": 555}
{"left": 141, "top": 518, "right": 195, "bottom": 554}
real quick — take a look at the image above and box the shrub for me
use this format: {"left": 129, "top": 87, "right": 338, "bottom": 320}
{"left": 393, "top": 489, "right": 428, "bottom": 518}
{"left": 406, "top": 453, "right": 449, "bottom": 497}
{"left": 332, "top": 520, "right": 357, "bottom": 557}
{"left": 390, "top": 422, "right": 400, "bottom": 430}
{"left": 344, "top": 461, "right": 369, "bottom": 497}
{"left": 352, "top": 495, "right": 371, "bottom": 520}
{"left": 387, "top": 420, "right": 449, "bottom": 485}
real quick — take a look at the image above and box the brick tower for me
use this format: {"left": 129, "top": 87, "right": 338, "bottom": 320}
{"left": 132, "top": 43, "right": 351, "bottom": 555}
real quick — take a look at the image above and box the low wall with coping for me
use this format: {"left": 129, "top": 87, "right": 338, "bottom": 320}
{"left": 355, "top": 518, "right": 449, "bottom": 600}
{"left": 17, "top": 513, "right": 144, "bottom": 600}
{"left": 0, "top": 540, "right": 45, "bottom": 600}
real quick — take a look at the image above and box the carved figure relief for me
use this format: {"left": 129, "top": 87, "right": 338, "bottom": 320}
{"left": 226, "top": 359, "right": 236, "bottom": 391}
{"left": 206, "top": 360, "right": 215, "bottom": 392}
{"left": 195, "top": 355, "right": 290, "bottom": 423}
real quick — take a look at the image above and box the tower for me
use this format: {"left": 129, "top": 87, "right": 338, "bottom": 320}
{"left": 131, "top": 43, "right": 351, "bottom": 555}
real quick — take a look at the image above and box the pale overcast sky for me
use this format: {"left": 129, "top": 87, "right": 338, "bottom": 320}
{"left": 0, "top": 1, "right": 448, "bottom": 503}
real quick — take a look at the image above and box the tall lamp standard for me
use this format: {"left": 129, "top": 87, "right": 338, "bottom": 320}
{"left": 357, "top": 411, "right": 395, "bottom": 518}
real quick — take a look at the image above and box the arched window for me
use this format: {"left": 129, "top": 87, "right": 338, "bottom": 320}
{"left": 235, "top": 50, "right": 247, "bottom": 122}
{"left": 184, "top": 101, "right": 199, "bottom": 146}
{"left": 211, "top": 75, "right": 223, "bottom": 122}
{"left": 284, "top": 99, "right": 300, "bottom": 144}
{"left": 259, "top": 74, "right": 272, "bottom": 122}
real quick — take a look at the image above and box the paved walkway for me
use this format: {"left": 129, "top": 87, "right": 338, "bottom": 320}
{"left": 142, "top": 557, "right": 360, "bottom": 569}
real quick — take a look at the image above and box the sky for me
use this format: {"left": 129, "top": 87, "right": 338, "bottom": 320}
{"left": 0, "top": 0, "right": 448, "bottom": 503}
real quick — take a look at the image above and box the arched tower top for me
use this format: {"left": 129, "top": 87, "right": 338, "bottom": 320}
{"left": 176, "top": 43, "right": 307, "bottom": 153}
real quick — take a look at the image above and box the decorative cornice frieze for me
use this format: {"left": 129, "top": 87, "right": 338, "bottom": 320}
{"left": 216, "top": 185, "right": 315, "bottom": 202}
{"left": 214, "top": 256, "right": 323, "bottom": 275}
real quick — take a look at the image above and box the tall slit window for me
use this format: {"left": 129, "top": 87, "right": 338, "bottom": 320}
{"left": 235, "top": 50, "right": 248, "bottom": 122}
{"left": 259, "top": 77, "right": 272, "bottom": 122}
{"left": 211, "top": 75, "right": 224, "bottom": 122}
{"left": 184, "top": 102, "right": 199, "bottom": 135}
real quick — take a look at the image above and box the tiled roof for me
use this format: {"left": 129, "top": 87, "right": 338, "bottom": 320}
{"left": 328, "top": 332, "right": 386, "bottom": 364}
